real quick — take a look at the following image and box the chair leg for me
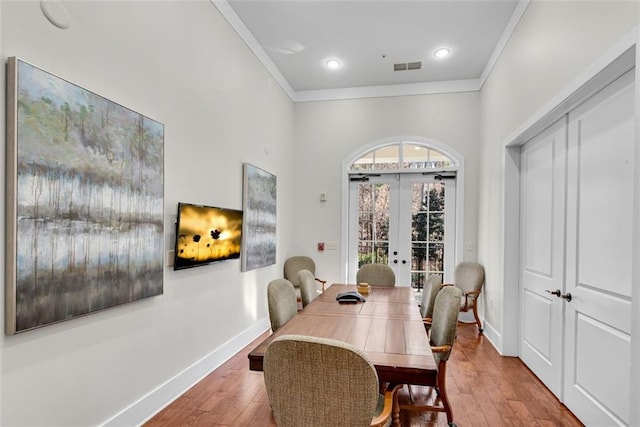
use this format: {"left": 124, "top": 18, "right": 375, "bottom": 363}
{"left": 437, "top": 363, "right": 454, "bottom": 425}
{"left": 472, "top": 298, "right": 483, "bottom": 334}
{"left": 392, "top": 387, "right": 401, "bottom": 426}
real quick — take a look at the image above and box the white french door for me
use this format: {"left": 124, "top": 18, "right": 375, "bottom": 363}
{"left": 563, "top": 68, "right": 634, "bottom": 426}
{"left": 519, "top": 68, "right": 634, "bottom": 425}
{"left": 519, "top": 117, "right": 567, "bottom": 398}
{"left": 347, "top": 173, "right": 456, "bottom": 289}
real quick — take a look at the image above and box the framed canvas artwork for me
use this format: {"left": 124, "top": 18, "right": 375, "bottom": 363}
{"left": 241, "top": 163, "right": 277, "bottom": 272}
{"left": 5, "top": 57, "right": 165, "bottom": 334}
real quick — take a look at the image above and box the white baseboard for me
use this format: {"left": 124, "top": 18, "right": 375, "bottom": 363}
{"left": 480, "top": 320, "right": 509, "bottom": 356}
{"left": 102, "top": 318, "right": 271, "bottom": 427}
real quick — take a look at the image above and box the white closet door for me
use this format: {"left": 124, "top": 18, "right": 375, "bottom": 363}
{"left": 519, "top": 118, "right": 567, "bottom": 398}
{"left": 564, "top": 69, "right": 634, "bottom": 426}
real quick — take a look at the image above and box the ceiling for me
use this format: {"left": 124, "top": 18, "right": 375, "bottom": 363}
{"left": 214, "top": 0, "right": 528, "bottom": 102}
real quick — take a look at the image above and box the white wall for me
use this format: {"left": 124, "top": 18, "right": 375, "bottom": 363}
{"left": 0, "top": 1, "right": 294, "bottom": 425}
{"left": 293, "top": 92, "right": 480, "bottom": 284}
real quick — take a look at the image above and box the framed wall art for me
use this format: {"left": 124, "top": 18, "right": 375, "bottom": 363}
{"left": 5, "top": 57, "right": 165, "bottom": 334}
{"left": 241, "top": 163, "right": 276, "bottom": 272}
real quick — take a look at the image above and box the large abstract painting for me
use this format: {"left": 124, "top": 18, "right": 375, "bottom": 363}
{"left": 5, "top": 57, "right": 164, "bottom": 334}
{"left": 241, "top": 163, "right": 276, "bottom": 272}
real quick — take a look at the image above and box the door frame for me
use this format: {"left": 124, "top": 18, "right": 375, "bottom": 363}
{"left": 340, "top": 136, "right": 465, "bottom": 284}
{"left": 500, "top": 32, "right": 638, "bottom": 424}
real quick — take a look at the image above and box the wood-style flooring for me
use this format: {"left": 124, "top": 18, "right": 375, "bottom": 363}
{"left": 145, "top": 323, "right": 583, "bottom": 426}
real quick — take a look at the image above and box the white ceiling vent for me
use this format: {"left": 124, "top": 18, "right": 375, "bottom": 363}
{"left": 394, "top": 61, "right": 422, "bottom": 71}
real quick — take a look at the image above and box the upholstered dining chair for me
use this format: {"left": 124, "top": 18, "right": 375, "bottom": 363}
{"left": 263, "top": 334, "right": 401, "bottom": 427}
{"left": 356, "top": 264, "right": 396, "bottom": 287}
{"left": 297, "top": 269, "right": 319, "bottom": 307}
{"left": 399, "top": 285, "right": 463, "bottom": 426}
{"left": 267, "top": 279, "right": 298, "bottom": 332}
{"left": 420, "top": 274, "right": 443, "bottom": 334}
{"left": 284, "top": 256, "right": 327, "bottom": 303}
{"left": 445, "top": 261, "right": 486, "bottom": 333}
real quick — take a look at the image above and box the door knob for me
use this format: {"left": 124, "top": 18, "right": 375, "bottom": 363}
{"left": 401, "top": 260, "right": 407, "bottom": 264}
{"left": 545, "top": 289, "right": 561, "bottom": 297}
{"left": 393, "top": 259, "right": 398, "bottom": 264}
{"left": 561, "top": 292, "right": 572, "bottom": 302}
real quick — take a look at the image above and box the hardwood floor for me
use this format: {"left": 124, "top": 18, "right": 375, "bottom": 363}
{"left": 145, "top": 323, "right": 583, "bottom": 426}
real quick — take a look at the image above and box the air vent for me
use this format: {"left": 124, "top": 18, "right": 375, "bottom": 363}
{"left": 394, "top": 61, "right": 422, "bottom": 71}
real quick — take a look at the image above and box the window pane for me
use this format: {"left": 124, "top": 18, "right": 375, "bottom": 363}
{"left": 352, "top": 142, "right": 455, "bottom": 171}
{"left": 412, "top": 271, "right": 426, "bottom": 290}
{"left": 428, "top": 243, "right": 444, "bottom": 273}
{"left": 358, "top": 211, "right": 373, "bottom": 240}
{"left": 428, "top": 149, "right": 454, "bottom": 168}
{"left": 350, "top": 146, "right": 400, "bottom": 170}
{"left": 412, "top": 212, "right": 428, "bottom": 242}
{"left": 352, "top": 151, "right": 375, "bottom": 170}
{"left": 373, "top": 146, "right": 399, "bottom": 169}
{"left": 403, "top": 143, "right": 430, "bottom": 169}
{"left": 373, "top": 243, "right": 389, "bottom": 264}
{"left": 358, "top": 243, "right": 373, "bottom": 267}
{"left": 429, "top": 212, "right": 444, "bottom": 241}
{"left": 428, "top": 183, "right": 445, "bottom": 211}
{"left": 357, "top": 183, "right": 390, "bottom": 267}
{"left": 373, "top": 183, "right": 390, "bottom": 240}
{"left": 359, "top": 184, "right": 373, "bottom": 211}
{"left": 403, "top": 143, "right": 455, "bottom": 169}
{"left": 374, "top": 211, "right": 389, "bottom": 240}
{"left": 411, "top": 242, "right": 427, "bottom": 270}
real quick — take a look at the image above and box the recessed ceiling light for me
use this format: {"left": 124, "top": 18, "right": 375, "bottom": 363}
{"left": 434, "top": 48, "right": 451, "bottom": 59}
{"left": 325, "top": 59, "right": 342, "bottom": 70}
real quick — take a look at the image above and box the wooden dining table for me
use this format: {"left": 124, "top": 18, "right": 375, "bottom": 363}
{"left": 248, "top": 284, "right": 437, "bottom": 386}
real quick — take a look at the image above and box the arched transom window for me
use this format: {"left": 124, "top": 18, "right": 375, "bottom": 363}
{"left": 349, "top": 142, "right": 457, "bottom": 171}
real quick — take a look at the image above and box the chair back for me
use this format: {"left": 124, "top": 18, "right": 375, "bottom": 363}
{"left": 284, "top": 256, "right": 316, "bottom": 288}
{"left": 298, "top": 269, "right": 318, "bottom": 307}
{"left": 264, "top": 334, "right": 380, "bottom": 427}
{"left": 430, "top": 285, "right": 463, "bottom": 365}
{"left": 267, "top": 279, "right": 298, "bottom": 332}
{"left": 453, "top": 262, "right": 485, "bottom": 294}
{"left": 356, "top": 264, "right": 396, "bottom": 287}
{"left": 420, "top": 274, "right": 443, "bottom": 319}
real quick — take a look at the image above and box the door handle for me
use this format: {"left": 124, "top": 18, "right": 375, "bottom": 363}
{"left": 561, "top": 292, "right": 572, "bottom": 302}
{"left": 545, "top": 289, "right": 561, "bottom": 297}
{"left": 401, "top": 260, "right": 406, "bottom": 264}
{"left": 393, "top": 259, "right": 398, "bottom": 264}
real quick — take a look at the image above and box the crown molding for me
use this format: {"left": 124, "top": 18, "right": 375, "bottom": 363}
{"left": 211, "top": 0, "right": 296, "bottom": 100}
{"left": 478, "top": 0, "right": 530, "bottom": 88}
{"left": 293, "top": 79, "right": 481, "bottom": 103}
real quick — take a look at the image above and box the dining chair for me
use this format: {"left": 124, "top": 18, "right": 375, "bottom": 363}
{"left": 297, "top": 269, "right": 319, "bottom": 307}
{"left": 284, "top": 256, "right": 327, "bottom": 302}
{"left": 356, "top": 264, "right": 396, "bottom": 287}
{"left": 445, "top": 261, "right": 486, "bottom": 333}
{"left": 399, "top": 285, "right": 462, "bottom": 426}
{"left": 420, "top": 274, "right": 443, "bottom": 334}
{"left": 267, "top": 279, "right": 298, "bottom": 332}
{"left": 263, "top": 334, "right": 402, "bottom": 427}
